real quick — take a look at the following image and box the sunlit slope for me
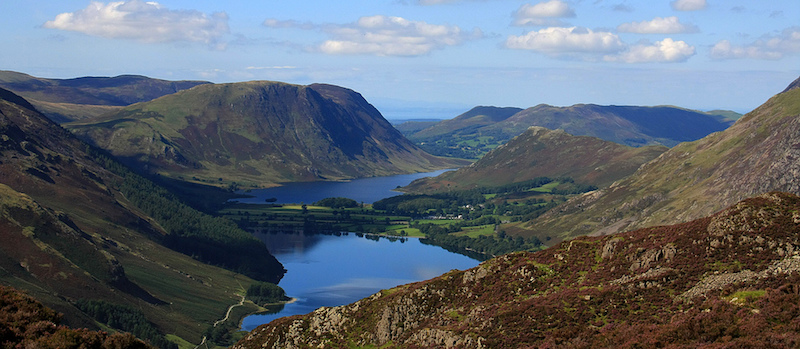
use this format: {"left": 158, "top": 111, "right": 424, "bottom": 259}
{"left": 403, "top": 126, "right": 667, "bottom": 192}
{"left": 69, "top": 81, "right": 465, "bottom": 187}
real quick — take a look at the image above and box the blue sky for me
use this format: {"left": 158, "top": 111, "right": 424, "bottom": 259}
{"left": 2, "top": 0, "right": 798, "bottom": 117}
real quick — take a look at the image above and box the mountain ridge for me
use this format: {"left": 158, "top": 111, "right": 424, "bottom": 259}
{"left": 68, "top": 80, "right": 466, "bottom": 188}
{"left": 0, "top": 70, "right": 209, "bottom": 123}
{"left": 404, "top": 103, "right": 737, "bottom": 159}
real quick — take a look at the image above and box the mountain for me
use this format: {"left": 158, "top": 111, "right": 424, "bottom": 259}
{"left": 513, "top": 77, "right": 800, "bottom": 245}
{"left": 0, "top": 87, "right": 284, "bottom": 345}
{"left": 0, "top": 70, "right": 209, "bottom": 123}
{"left": 234, "top": 192, "right": 800, "bottom": 348}
{"left": 409, "top": 106, "right": 524, "bottom": 139}
{"left": 402, "top": 127, "right": 668, "bottom": 193}
{"left": 68, "top": 81, "right": 465, "bottom": 188}
{"left": 405, "top": 104, "right": 737, "bottom": 159}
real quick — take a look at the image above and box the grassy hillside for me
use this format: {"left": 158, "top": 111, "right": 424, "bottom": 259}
{"left": 233, "top": 192, "right": 800, "bottom": 348}
{"left": 0, "top": 87, "right": 284, "bottom": 346}
{"left": 68, "top": 81, "right": 466, "bottom": 188}
{"left": 403, "top": 127, "right": 667, "bottom": 193}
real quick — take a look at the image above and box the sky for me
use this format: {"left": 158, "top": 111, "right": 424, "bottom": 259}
{"left": 2, "top": 0, "right": 799, "bottom": 118}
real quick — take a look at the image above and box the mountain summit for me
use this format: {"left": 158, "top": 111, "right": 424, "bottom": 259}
{"left": 69, "top": 81, "right": 462, "bottom": 187}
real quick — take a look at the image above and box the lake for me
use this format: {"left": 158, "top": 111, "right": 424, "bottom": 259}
{"left": 232, "top": 169, "right": 453, "bottom": 204}
{"left": 240, "top": 232, "right": 480, "bottom": 330}
{"left": 238, "top": 169, "right": 479, "bottom": 330}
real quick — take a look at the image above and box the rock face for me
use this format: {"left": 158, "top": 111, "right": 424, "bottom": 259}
{"left": 69, "top": 81, "right": 462, "bottom": 187}
{"left": 518, "top": 77, "right": 800, "bottom": 243}
{"left": 403, "top": 126, "right": 667, "bottom": 193}
{"left": 234, "top": 192, "right": 800, "bottom": 348}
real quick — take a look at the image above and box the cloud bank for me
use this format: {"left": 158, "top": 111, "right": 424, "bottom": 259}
{"left": 43, "top": 1, "right": 229, "bottom": 48}
{"left": 513, "top": 0, "right": 576, "bottom": 26}
{"left": 710, "top": 27, "right": 800, "bottom": 60}
{"left": 617, "top": 16, "right": 699, "bottom": 34}
{"left": 506, "top": 27, "right": 695, "bottom": 63}
{"left": 265, "top": 15, "right": 481, "bottom": 56}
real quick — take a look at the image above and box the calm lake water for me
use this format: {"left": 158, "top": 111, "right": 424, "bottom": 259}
{"left": 240, "top": 232, "right": 479, "bottom": 330}
{"left": 238, "top": 169, "right": 479, "bottom": 330}
{"left": 232, "top": 169, "right": 453, "bottom": 204}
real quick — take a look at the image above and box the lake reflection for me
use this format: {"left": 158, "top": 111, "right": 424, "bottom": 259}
{"left": 233, "top": 169, "right": 453, "bottom": 204}
{"left": 240, "top": 232, "right": 480, "bottom": 330}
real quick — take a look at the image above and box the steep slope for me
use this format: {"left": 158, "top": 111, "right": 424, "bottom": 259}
{"left": 516, "top": 77, "right": 800, "bottom": 244}
{"left": 0, "top": 87, "right": 283, "bottom": 344}
{"left": 406, "top": 104, "right": 735, "bottom": 159}
{"left": 0, "top": 70, "right": 209, "bottom": 122}
{"left": 68, "top": 81, "right": 463, "bottom": 187}
{"left": 403, "top": 127, "right": 667, "bottom": 192}
{"left": 234, "top": 192, "right": 800, "bottom": 348}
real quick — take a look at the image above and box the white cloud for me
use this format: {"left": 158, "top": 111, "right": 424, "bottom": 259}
{"left": 617, "top": 16, "right": 698, "bottom": 34}
{"left": 42, "top": 1, "right": 229, "bottom": 48}
{"left": 607, "top": 38, "right": 696, "bottom": 63}
{"left": 505, "top": 27, "right": 625, "bottom": 55}
{"left": 513, "top": 0, "right": 576, "bottom": 26}
{"left": 710, "top": 27, "right": 800, "bottom": 60}
{"left": 507, "top": 27, "right": 695, "bottom": 63}
{"left": 317, "top": 15, "right": 481, "bottom": 56}
{"left": 670, "top": 0, "right": 707, "bottom": 11}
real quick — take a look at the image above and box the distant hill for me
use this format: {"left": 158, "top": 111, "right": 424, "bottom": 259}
{"left": 405, "top": 104, "right": 737, "bottom": 159}
{"left": 513, "top": 76, "right": 800, "bottom": 244}
{"left": 0, "top": 87, "right": 284, "bottom": 345}
{"left": 409, "top": 106, "right": 524, "bottom": 139}
{"left": 0, "top": 70, "right": 209, "bottom": 122}
{"left": 68, "top": 81, "right": 466, "bottom": 188}
{"left": 234, "top": 191, "right": 800, "bottom": 348}
{"left": 402, "top": 127, "right": 667, "bottom": 192}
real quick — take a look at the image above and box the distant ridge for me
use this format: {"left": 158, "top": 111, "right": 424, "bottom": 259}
{"left": 0, "top": 70, "right": 209, "bottom": 122}
{"left": 404, "top": 103, "right": 736, "bottom": 159}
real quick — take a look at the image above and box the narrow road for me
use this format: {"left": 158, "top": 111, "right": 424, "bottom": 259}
{"left": 194, "top": 294, "right": 246, "bottom": 349}
{"left": 214, "top": 294, "right": 246, "bottom": 327}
